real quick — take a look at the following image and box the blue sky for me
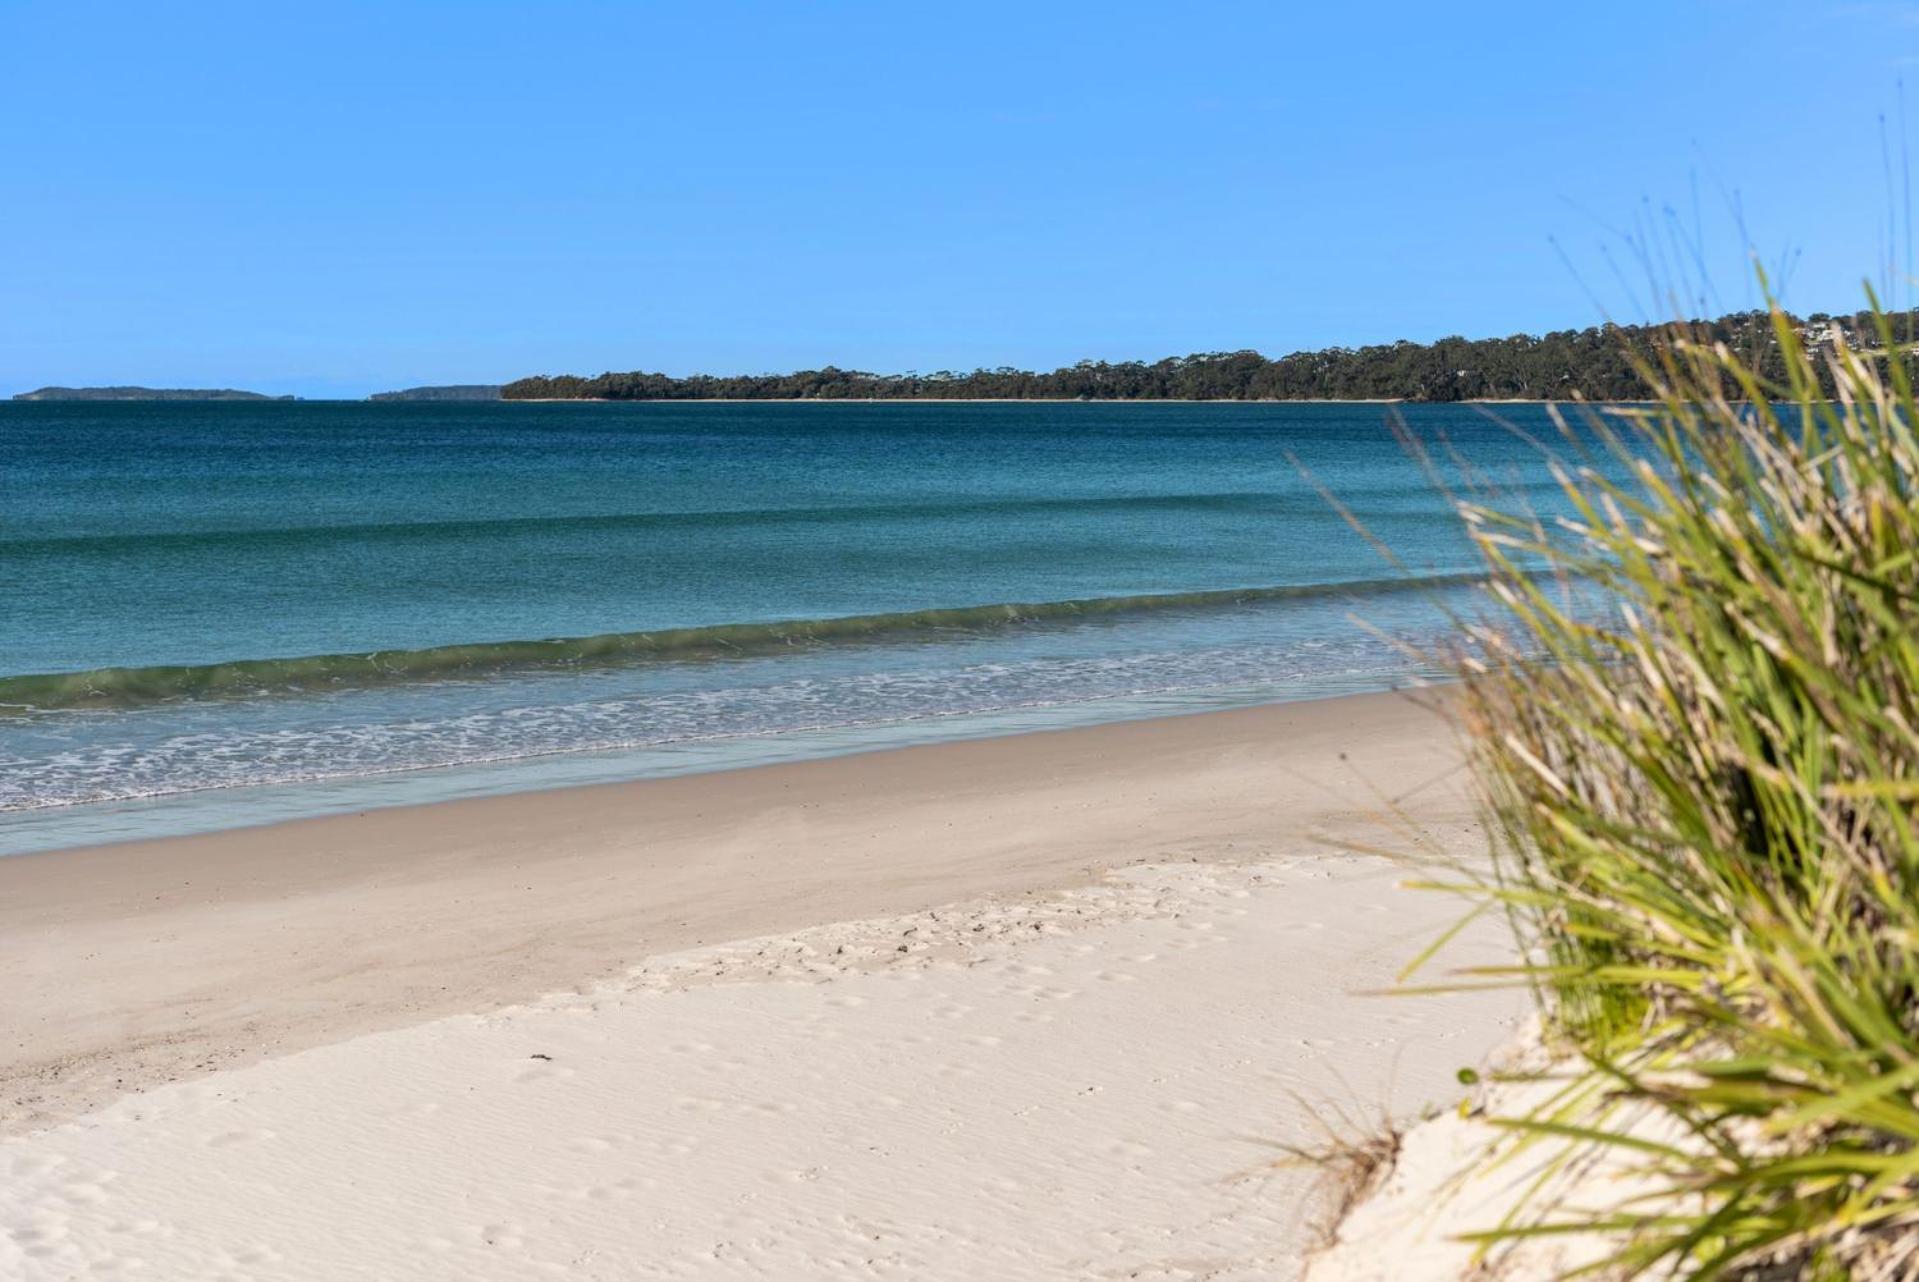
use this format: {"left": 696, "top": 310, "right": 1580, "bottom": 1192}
{"left": 2, "top": 1, "right": 1915, "bottom": 397}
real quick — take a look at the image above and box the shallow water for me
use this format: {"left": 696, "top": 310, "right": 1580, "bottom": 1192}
{"left": 0, "top": 399, "right": 1600, "bottom": 852}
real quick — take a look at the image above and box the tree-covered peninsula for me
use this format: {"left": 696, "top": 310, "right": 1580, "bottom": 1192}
{"left": 502, "top": 309, "right": 1897, "bottom": 403}
{"left": 368, "top": 384, "right": 503, "bottom": 402}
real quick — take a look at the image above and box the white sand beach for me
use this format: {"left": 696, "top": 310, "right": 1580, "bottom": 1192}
{"left": 0, "top": 693, "right": 1527, "bottom": 1279}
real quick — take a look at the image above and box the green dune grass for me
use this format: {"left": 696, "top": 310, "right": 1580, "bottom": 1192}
{"left": 1427, "top": 290, "right": 1919, "bottom": 1278}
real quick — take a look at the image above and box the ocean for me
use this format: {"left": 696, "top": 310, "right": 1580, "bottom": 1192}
{"left": 0, "top": 399, "right": 1594, "bottom": 854}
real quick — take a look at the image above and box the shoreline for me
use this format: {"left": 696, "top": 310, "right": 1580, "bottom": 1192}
{"left": 3, "top": 396, "right": 1604, "bottom": 405}
{"left": 0, "top": 690, "right": 1474, "bottom": 1137}
{"left": 501, "top": 396, "right": 1411, "bottom": 403}
{"left": 497, "top": 396, "right": 1574, "bottom": 404}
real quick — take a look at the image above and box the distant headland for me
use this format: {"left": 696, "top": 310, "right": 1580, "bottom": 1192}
{"left": 9, "top": 307, "right": 1890, "bottom": 407}
{"left": 368, "top": 385, "right": 503, "bottom": 402}
{"left": 13, "top": 386, "right": 295, "bottom": 402}
{"left": 501, "top": 309, "right": 1881, "bottom": 403}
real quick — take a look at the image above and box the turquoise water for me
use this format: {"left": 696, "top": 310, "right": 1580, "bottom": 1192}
{"left": 0, "top": 400, "right": 1585, "bottom": 853}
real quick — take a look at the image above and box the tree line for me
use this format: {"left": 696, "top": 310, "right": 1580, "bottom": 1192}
{"left": 501, "top": 310, "right": 1907, "bottom": 403}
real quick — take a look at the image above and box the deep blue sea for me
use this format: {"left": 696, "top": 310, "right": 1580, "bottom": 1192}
{"left": 0, "top": 400, "right": 1588, "bottom": 854}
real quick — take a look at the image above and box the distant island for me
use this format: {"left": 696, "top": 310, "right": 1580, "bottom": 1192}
{"left": 502, "top": 309, "right": 1886, "bottom": 403}
{"left": 368, "top": 385, "right": 503, "bottom": 402}
{"left": 13, "top": 386, "right": 294, "bottom": 402}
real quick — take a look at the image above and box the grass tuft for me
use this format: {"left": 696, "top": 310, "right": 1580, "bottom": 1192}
{"left": 1429, "top": 285, "right": 1919, "bottom": 1279}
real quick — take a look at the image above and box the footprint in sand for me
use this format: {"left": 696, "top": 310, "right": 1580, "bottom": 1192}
{"left": 771, "top": 1167, "right": 824, "bottom": 1183}
{"left": 513, "top": 1063, "right": 576, "bottom": 1085}
{"left": 11, "top": 1225, "right": 70, "bottom": 1249}
{"left": 583, "top": 1176, "right": 652, "bottom": 1200}
{"left": 476, "top": 1222, "right": 525, "bottom": 1249}
{"left": 205, "top": 1129, "right": 276, "bottom": 1148}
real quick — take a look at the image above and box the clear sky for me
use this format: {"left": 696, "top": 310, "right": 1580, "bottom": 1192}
{"left": 2, "top": 1, "right": 1915, "bottom": 397}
